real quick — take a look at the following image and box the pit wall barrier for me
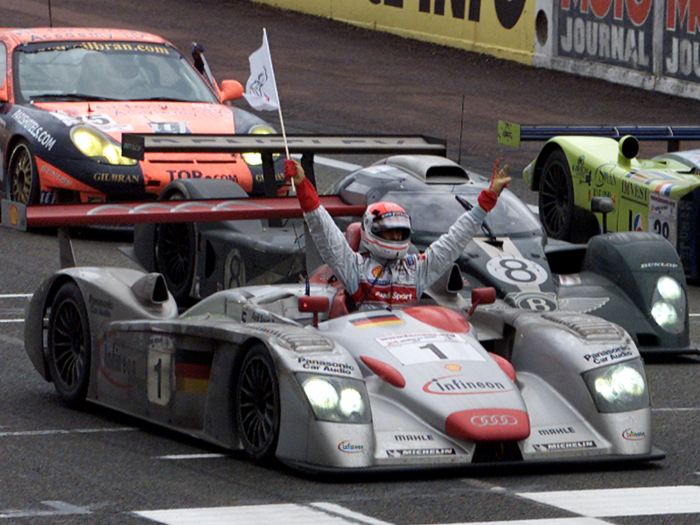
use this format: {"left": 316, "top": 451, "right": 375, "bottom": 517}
{"left": 253, "top": 0, "right": 700, "bottom": 101}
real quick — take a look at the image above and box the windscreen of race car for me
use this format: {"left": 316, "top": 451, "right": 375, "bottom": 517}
{"left": 15, "top": 40, "right": 216, "bottom": 105}
{"left": 383, "top": 190, "right": 542, "bottom": 237}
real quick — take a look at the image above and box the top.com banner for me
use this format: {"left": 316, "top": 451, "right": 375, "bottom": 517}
{"left": 253, "top": 0, "right": 537, "bottom": 64}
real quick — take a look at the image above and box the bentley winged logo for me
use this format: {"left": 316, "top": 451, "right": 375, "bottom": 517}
{"left": 248, "top": 66, "right": 270, "bottom": 99}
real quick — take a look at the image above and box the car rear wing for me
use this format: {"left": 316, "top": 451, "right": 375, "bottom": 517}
{"left": 497, "top": 120, "right": 700, "bottom": 152}
{"left": 2, "top": 134, "right": 446, "bottom": 231}
{"left": 122, "top": 133, "right": 447, "bottom": 195}
{"left": 1, "top": 196, "right": 366, "bottom": 229}
{"left": 1, "top": 196, "right": 366, "bottom": 271}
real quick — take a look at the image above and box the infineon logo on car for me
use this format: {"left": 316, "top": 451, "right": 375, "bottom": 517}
{"left": 422, "top": 376, "right": 510, "bottom": 395}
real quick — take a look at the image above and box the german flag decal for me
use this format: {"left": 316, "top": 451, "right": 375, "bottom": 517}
{"left": 351, "top": 313, "right": 404, "bottom": 329}
{"left": 175, "top": 350, "right": 212, "bottom": 394}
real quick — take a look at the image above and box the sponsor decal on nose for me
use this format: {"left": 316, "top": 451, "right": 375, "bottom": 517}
{"left": 445, "top": 408, "right": 530, "bottom": 442}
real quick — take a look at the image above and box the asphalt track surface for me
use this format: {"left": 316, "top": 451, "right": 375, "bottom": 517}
{"left": 1, "top": 1, "right": 700, "bottom": 524}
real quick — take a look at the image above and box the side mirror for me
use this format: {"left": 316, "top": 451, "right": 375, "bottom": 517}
{"left": 591, "top": 196, "right": 614, "bottom": 233}
{"left": 467, "top": 287, "right": 496, "bottom": 317}
{"left": 591, "top": 196, "right": 614, "bottom": 214}
{"left": 298, "top": 295, "right": 330, "bottom": 328}
{"left": 219, "top": 79, "right": 244, "bottom": 102}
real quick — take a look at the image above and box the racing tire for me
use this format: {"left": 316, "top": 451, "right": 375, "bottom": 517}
{"left": 8, "top": 140, "right": 40, "bottom": 205}
{"left": 539, "top": 148, "right": 576, "bottom": 240}
{"left": 154, "top": 188, "right": 197, "bottom": 305}
{"left": 47, "top": 282, "right": 91, "bottom": 407}
{"left": 235, "top": 344, "right": 281, "bottom": 464}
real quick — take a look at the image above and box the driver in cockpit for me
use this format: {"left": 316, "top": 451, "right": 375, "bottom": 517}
{"left": 285, "top": 159, "right": 511, "bottom": 310}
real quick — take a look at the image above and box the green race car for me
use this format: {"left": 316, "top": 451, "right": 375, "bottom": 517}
{"left": 500, "top": 122, "right": 700, "bottom": 278}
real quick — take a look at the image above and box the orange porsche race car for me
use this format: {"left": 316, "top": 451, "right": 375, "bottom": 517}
{"left": 0, "top": 27, "right": 282, "bottom": 205}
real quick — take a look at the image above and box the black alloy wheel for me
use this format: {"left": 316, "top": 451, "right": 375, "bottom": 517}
{"left": 47, "top": 282, "right": 91, "bottom": 406}
{"left": 236, "top": 344, "right": 281, "bottom": 463}
{"left": 539, "top": 148, "right": 576, "bottom": 240}
{"left": 8, "top": 141, "right": 40, "bottom": 205}
{"left": 154, "top": 189, "right": 197, "bottom": 304}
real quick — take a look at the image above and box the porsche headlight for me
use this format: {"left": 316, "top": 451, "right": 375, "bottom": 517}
{"left": 299, "top": 373, "right": 370, "bottom": 423}
{"left": 71, "top": 125, "right": 137, "bottom": 165}
{"left": 650, "top": 276, "right": 685, "bottom": 334}
{"left": 242, "top": 124, "right": 277, "bottom": 166}
{"left": 582, "top": 360, "right": 650, "bottom": 413}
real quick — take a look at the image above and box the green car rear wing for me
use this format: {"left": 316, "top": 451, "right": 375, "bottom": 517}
{"left": 497, "top": 120, "right": 700, "bottom": 152}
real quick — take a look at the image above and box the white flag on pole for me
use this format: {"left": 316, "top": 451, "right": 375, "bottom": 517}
{"left": 243, "top": 29, "right": 280, "bottom": 111}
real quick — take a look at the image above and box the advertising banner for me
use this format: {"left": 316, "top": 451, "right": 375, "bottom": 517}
{"left": 664, "top": 0, "right": 700, "bottom": 81}
{"left": 255, "top": 0, "right": 536, "bottom": 64}
{"left": 255, "top": 0, "right": 700, "bottom": 96}
{"left": 556, "top": 0, "right": 654, "bottom": 72}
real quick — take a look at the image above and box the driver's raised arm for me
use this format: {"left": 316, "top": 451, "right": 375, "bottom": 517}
{"left": 286, "top": 158, "right": 511, "bottom": 305}
{"left": 285, "top": 160, "right": 362, "bottom": 294}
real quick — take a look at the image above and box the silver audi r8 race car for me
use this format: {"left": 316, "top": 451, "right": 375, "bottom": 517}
{"left": 24, "top": 262, "right": 660, "bottom": 472}
{"left": 13, "top": 134, "right": 667, "bottom": 472}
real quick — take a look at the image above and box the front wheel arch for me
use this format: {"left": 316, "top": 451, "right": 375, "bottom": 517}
{"left": 33, "top": 275, "right": 81, "bottom": 381}
{"left": 531, "top": 142, "right": 564, "bottom": 192}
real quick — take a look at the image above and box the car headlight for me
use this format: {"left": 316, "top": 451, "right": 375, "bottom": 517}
{"left": 71, "top": 125, "right": 137, "bottom": 165}
{"left": 582, "top": 360, "right": 650, "bottom": 413}
{"left": 242, "top": 124, "right": 277, "bottom": 166}
{"left": 650, "top": 275, "right": 686, "bottom": 334}
{"left": 299, "top": 373, "right": 371, "bottom": 423}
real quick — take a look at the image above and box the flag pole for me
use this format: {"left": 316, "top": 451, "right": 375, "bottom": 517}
{"left": 261, "top": 29, "right": 292, "bottom": 189}
{"left": 260, "top": 29, "right": 289, "bottom": 157}
{"left": 276, "top": 104, "right": 294, "bottom": 191}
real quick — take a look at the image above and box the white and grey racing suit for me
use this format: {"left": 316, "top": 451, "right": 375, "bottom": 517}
{"left": 304, "top": 203, "right": 487, "bottom": 308}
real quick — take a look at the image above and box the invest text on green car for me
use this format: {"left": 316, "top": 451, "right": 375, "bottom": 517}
{"left": 498, "top": 121, "right": 700, "bottom": 278}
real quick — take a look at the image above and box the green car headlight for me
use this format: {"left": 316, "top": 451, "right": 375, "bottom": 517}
{"left": 650, "top": 275, "right": 685, "bottom": 334}
{"left": 242, "top": 124, "right": 277, "bottom": 166}
{"left": 582, "top": 359, "right": 650, "bottom": 413}
{"left": 299, "top": 373, "right": 371, "bottom": 423}
{"left": 71, "top": 125, "right": 137, "bottom": 165}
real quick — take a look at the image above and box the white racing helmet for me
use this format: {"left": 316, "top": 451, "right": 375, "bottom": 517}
{"left": 361, "top": 202, "right": 411, "bottom": 260}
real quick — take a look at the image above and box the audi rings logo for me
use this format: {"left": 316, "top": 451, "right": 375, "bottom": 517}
{"left": 470, "top": 414, "right": 518, "bottom": 426}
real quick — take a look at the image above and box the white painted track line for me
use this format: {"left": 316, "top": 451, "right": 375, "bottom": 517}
{"left": 154, "top": 454, "right": 227, "bottom": 460}
{"left": 135, "top": 485, "right": 700, "bottom": 525}
{"left": 135, "top": 503, "right": 359, "bottom": 525}
{"left": 422, "top": 518, "right": 610, "bottom": 525}
{"left": 309, "top": 502, "right": 394, "bottom": 525}
{"left": 518, "top": 486, "right": 700, "bottom": 517}
{"left": 0, "top": 427, "right": 135, "bottom": 438}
